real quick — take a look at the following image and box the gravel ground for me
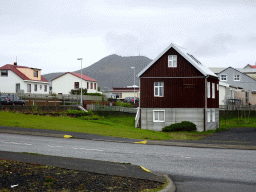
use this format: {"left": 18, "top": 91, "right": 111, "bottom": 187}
{"left": 0, "top": 159, "right": 163, "bottom": 192}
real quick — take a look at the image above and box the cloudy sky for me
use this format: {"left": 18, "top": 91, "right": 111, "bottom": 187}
{"left": 1, "top": 0, "right": 256, "bottom": 74}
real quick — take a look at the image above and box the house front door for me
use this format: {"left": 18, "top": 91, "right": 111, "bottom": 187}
{"left": 16, "top": 83, "right": 20, "bottom": 93}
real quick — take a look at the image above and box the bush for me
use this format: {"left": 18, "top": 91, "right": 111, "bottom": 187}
{"left": 116, "top": 101, "right": 132, "bottom": 108}
{"left": 162, "top": 121, "right": 197, "bottom": 132}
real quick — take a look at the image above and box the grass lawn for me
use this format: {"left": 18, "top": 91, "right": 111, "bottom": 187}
{"left": 0, "top": 111, "right": 219, "bottom": 140}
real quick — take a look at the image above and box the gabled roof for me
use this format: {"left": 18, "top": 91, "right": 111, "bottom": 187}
{"left": 0, "top": 64, "right": 49, "bottom": 82}
{"left": 218, "top": 66, "right": 256, "bottom": 83}
{"left": 244, "top": 64, "right": 256, "bottom": 69}
{"left": 138, "top": 43, "right": 218, "bottom": 78}
{"left": 52, "top": 72, "right": 97, "bottom": 82}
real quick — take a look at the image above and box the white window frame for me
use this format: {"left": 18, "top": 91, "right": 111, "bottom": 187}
{"left": 217, "top": 84, "right": 219, "bottom": 91}
{"left": 168, "top": 55, "right": 177, "bottom": 67}
{"left": 207, "top": 109, "right": 211, "bottom": 122}
{"left": 212, "top": 83, "right": 215, "bottom": 99}
{"left": 220, "top": 74, "right": 227, "bottom": 81}
{"left": 234, "top": 74, "right": 240, "bottom": 81}
{"left": 211, "top": 109, "right": 215, "bottom": 122}
{"left": 154, "top": 82, "right": 164, "bottom": 97}
{"left": 153, "top": 110, "right": 165, "bottom": 122}
{"left": 207, "top": 82, "right": 210, "bottom": 98}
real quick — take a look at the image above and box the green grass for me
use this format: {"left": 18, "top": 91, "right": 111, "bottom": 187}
{"left": 0, "top": 111, "right": 216, "bottom": 140}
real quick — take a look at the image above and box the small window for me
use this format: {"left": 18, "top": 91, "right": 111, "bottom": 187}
{"left": 212, "top": 83, "right": 215, "bottom": 99}
{"left": 153, "top": 110, "right": 165, "bottom": 122}
{"left": 94, "top": 83, "right": 96, "bottom": 90}
{"left": 207, "top": 109, "right": 211, "bottom": 122}
{"left": 220, "top": 75, "right": 227, "bottom": 81}
{"left": 44, "top": 85, "right": 47, "bottom": 92}
{"left": 74, "top": 82, "right": 79, "bottom": 89}
{"left": 234, "top": 75, "right": 240, "bottom": 81}
{"left": 34, "top": 84, "right": 37, "bottom": 91}
{"left": 1, "top": 70, "right": 8, "bottom": 76}
{"left": 34, "top": 70, "right": 38, "bottom": 77}
{"left": 168, "top": 55, "right": 177, "bottom": 67}
{"left": 91, "top": 83, "right": 93, "bottom": 89}
{"left": 27, "top": 84, "right": 31, "bottom": 92}
{"left": 87, "top": 82, "right": 89, "bottom": 89}
{"left": 211, "top": 109, "right": 215, "bottom": 122}
{"left": 154, "top": 82, "right": 164, "bottom": 97}
{"left": 207, "top": 82, "right": 210, "bottom": 98}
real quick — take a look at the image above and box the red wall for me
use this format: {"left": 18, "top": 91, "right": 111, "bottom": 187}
{"left": 140, "top": 47, "right": 219, "bottom": 108}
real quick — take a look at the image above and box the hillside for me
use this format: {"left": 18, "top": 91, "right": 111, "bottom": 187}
{"left": 42, "top": 54, "right": 152, "bottom": 91}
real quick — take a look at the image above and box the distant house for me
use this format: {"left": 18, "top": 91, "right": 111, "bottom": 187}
{"left": 51, "top": 72, "right": 100, "bottom": 95}
{"left": 218, "top": 67, "right": 256, "bottom": 105}
{"left": 108, "top": 86, "right": 140, "bottom": 99}
{"left": 137, "top": 43, "right": 219, "bottom": 132}
{"left": 0, "top": 62, "right": 49, "bottom": 94}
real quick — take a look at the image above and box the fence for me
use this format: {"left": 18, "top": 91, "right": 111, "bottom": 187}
{"left": 0, "top": 92, "right": 102, "bottom": 106}
{"left": 86, "top": 104, "right": 137, "bottom": 113}
{"left": 0, "top": 105, "right": 79, "bottom": 112}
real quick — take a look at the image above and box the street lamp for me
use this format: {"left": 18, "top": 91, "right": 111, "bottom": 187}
{"left": 77, "top": 58, "right": 83, "bottom": 106}
{"left": 131, "top": 67, "right": 135, "bottom": 104}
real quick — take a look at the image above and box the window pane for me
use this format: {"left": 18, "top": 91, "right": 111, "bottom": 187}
{"left": 154, "top": 112, "right": 158, "bottom": 121}
{"left": 173, "top": 61, "right": 177, "bottom": 67}
{"left": 155, "top": 87, "right": 158, "bottom": 96}
{"left": 159, "top": 111, "right": 164, "bottom": 121}
{"left": 168, "top": 55, "right": 172, "bottom": 61}
{"left": 173, "top": 55, "right": 177, "bottom": 61}
{"left": 154, "top": 82, "right": 158, "bottom": 86}
{"left": 159, "top": 87, "right": 163, "bottom": 96}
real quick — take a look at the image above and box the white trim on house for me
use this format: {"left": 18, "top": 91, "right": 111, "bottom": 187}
{"left": 168, "top": 55, "right": 177, "bottom": 67}
{"left": 212, "top": 83, "right": 215, "bottom": 99}
{"left": 220, "top": 74, "right": 227, "bottom": 81}
{"left": 153, "top": 110, "right": 165, "bottom": 122}
{"left": 154, "top": 82, "right": 164, "bottom": 97}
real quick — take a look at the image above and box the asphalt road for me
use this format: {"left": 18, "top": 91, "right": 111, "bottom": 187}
{"left": 1, "top": 132, "right": 256, "bottom": 191}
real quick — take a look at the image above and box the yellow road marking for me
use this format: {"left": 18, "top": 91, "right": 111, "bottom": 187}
{"left": 134, "top": 140, "right": 147, "bottom": 144}
{"left": 140, "top": 166, "right": 151, "bottom": 172}
{"left": 64, "top": 135, "right": 72, "bottom": 138}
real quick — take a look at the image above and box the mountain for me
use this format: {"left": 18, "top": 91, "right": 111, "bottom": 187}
{"left": 42, "top": 54, "right": 152, "bottom": 91}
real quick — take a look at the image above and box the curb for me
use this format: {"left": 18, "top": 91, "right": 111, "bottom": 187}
{"left": 159, "top": 175, "right": 176, "bottom": 192}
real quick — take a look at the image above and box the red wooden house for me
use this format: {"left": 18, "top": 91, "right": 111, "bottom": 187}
{"left": 137, "top": 43, "right": 219, "bottom": 132}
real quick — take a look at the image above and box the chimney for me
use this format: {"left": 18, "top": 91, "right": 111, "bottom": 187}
{"left": 14, "top": 62, "right": 17, "bottom": 66}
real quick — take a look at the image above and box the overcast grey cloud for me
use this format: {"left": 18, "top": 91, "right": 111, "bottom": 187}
{"left": 1, "top": 0, "right": 256, "bottom": 74}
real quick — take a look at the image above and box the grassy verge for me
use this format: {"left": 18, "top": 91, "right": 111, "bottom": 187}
{"left": 0, "top": 110, "right": 248, "bottom": 140}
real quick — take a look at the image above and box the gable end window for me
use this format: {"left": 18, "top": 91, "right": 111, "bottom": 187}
{"left": 153, "top": 110, "right": 165, "bottom": 122}
{"left": 220, "top": 75, "right": 227, "bottom": 81}
{"left": 154, "top": 82, "right": 164, "bottom": 97}
{"left": 1, "top": 70, "right": 8, "bottom": 76}
{"left": 168, "top": 55, "right": 177, "bottom": 67}
{"left": 234, "top": 75, "right": 240, "bottom": 81}
{"left": 74, "top": 82, "right": 79, "bottom": 89}
{"left": 34, "top": 70, "right": 38, "bottom": 77}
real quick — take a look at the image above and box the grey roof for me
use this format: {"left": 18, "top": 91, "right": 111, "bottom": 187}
{"left": 209, "top": 67, "right": 226, "bottom": 74}
{"left": 138, "top": 43, "right": 217, "bottom": 78}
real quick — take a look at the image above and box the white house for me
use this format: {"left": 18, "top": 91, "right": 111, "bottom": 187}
{"left": 0, "top": 62, "right": 49, "bottom": 94}
{"left": 108, "top": 86, "right": 140, "bottom": 99}
{"left": 51, "top": 72, "right": 100, "bottom": 95}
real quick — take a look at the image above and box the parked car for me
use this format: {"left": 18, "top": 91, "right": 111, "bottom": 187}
{"left": 124, "top": 97, "right": 139, "bottom": 103}
{"left": 0, "top": 95, "right": 26, "bottom": 105}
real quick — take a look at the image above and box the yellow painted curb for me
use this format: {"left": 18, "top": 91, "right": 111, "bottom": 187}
{"left": 134, "top": 140, "right": 147, "bottom": 144}
{"left": 140, "top": 166, "right": 151, "bottom": 172}
{"left": 64, "top": 135, "right": 73, "bottom": 138}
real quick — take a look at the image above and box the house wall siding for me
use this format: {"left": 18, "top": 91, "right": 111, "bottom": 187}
{"left": 141, "top": 47, "right": 203, "bottom": 78}
{"left": 52, "top": 73, "right": 98, "bottom": 95}
{"left": 0, "top": 70, "right": 49, "bottom": 94}
{"left": 140, "top": 77, "right": 206, "bottom": 108}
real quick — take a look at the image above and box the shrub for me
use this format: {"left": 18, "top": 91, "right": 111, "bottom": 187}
{"left": 162, "top": 121, "right": 197, "bottom": 132}
{"left": 116, "top": 101, "right": 132, "bottom": 108}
